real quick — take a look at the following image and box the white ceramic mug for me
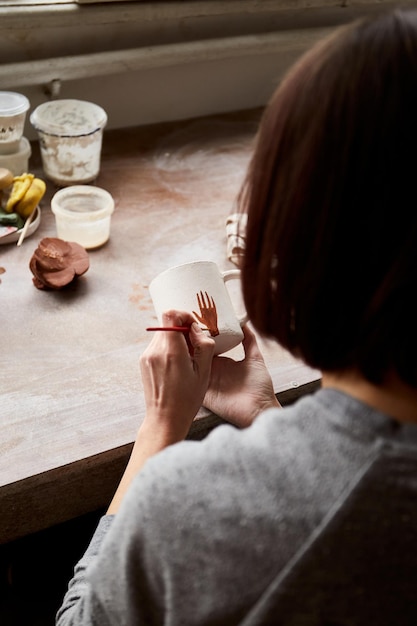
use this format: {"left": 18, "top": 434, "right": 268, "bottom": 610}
{"left": 149, "top": 261, "right": 248, "bottom": 355}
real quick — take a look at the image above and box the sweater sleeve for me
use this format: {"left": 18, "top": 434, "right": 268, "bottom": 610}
{"left": 53, "top": 391, "right": 402, "bottom": 626}
{"left": 56, "top": 516, "right": 115, "bottom": 626}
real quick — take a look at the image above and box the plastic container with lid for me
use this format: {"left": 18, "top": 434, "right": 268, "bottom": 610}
{"left": 51, "top": 185, "right": 115, "bottom": 250}
{"left": 0, "top": 137, "right": 32, "bottom": 175}
{"left": 30, "top": 99, "right": 107, "bottom": 186}
{"left": 0, "top": 92, "right": 30, "bottom": 155}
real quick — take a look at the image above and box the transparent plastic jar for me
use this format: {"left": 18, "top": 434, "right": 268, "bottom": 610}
{"left": 51, "top": 185, "right": 115, "bottom": 250}
{"left": 0, "top": 137, "right": 31, "bottom": 175}
{"left": 0, "top": 92, "right": 30, "bottom": 155}
{"left": 30, "top": 99, "right": 107, "bottom": 185}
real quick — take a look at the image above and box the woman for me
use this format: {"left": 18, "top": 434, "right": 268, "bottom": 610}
{"left": 57, "top": 9, "right": 417, "bottom": 625}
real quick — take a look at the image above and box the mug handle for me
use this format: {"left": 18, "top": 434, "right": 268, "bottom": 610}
{"left": 222, "top": 269, "right": 249, "bottom": 326}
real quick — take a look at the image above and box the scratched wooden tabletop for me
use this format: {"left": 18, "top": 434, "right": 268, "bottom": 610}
{"left": 0, "top": 109, "right": 320, "bottom": 543}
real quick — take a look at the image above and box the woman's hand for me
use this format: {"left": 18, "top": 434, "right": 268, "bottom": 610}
{"left": 140, "top": 309, "right": 215, "bottom": 441}
{"left": 203, "top": 325, "right": 281, "bottom": 428}
{"left": 107, "top": 309, "right": 215, "bottom": 514}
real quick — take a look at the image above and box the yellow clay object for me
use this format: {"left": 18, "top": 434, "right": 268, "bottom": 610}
{"left": 14, "top": 178, "right": 46, "bottom": 219}
{"left": 5, "top": 173, "right": 34, "bottom": 213}
{"left": 4, "top": 173, "right": 46, "bottom": 218}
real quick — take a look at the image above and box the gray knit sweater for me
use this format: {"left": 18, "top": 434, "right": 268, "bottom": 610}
{"left": 56, "top": 389, "right": 417, "bottom": 625}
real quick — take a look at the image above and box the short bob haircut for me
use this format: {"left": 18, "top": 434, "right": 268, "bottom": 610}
{"left": 240, "top": 9, "right": 417, "bottom": 386}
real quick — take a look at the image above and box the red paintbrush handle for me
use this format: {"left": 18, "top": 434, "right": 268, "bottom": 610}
{"left": 146, "top": 326, "right": 191, "bottom": 332}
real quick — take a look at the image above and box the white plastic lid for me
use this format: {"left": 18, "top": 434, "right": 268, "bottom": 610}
{"left": 30, "top": 99, "right": 108, "bottom": 137}
{"left": 0, "top": 92, "right": 30, "bottom": 116}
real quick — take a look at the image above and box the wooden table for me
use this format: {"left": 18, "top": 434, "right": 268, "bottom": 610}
{"left": 0, "top": 109, "right": 320, "bottom": 544}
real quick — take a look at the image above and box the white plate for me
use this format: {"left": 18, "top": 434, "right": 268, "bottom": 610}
{"left": 0, "top": 206, "right": 41, "bottom": 245}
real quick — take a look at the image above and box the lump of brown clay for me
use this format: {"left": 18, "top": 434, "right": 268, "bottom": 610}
{"left": 29, "top": 237, "right": 89, "bottom": 290}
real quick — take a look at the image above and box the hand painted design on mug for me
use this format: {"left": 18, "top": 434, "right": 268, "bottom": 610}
{"left": 193, "top": 291, "right": 219, "bottom": 336}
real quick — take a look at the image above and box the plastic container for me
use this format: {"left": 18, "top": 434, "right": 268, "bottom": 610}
{"left": 30, "top": 99, "right": 107, "bottom": 186}
{"left": 51, "top": 185, "right": 115, "bottom": 249}
{"left": 0, "top": 137, "right": 31, "bottom": 175}
{"left": 0, "top": 92, "right": 30, "bottom": 155}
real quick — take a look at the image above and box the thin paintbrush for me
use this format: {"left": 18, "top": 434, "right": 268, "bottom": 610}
{"left": 146, "top": 326, "right": 191, "bottom": 332}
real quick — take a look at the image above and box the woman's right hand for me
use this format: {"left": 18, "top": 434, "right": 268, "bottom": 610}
{"left": 203, "top": 325, "right": 281, "bottom": 428}
{"left": 108, "top": 310, "right": 214, "bottom": 514}
{"left": 140, "top": 309, "right": 215, "bottom": 441}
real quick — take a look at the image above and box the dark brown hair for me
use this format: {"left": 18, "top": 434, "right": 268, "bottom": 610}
{"left": 240, "top": 9, "right": 417, "bottom": 385}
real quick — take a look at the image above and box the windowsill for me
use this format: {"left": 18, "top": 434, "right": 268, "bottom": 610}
{"left": 0, "top": 1, "right": 401, "bottom": 65}
{"left": 0, "top": 0, "right": 399, "bottom": 132}
{"left": 1, "top": 1, "right": 322, "bottom": 67}
{"left": 0, "top": 0, "right": 69, "bottom": 5}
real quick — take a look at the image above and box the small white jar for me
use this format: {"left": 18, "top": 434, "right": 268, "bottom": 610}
{"left": 51, "top": 185, "right": 115, "bottom": 250}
